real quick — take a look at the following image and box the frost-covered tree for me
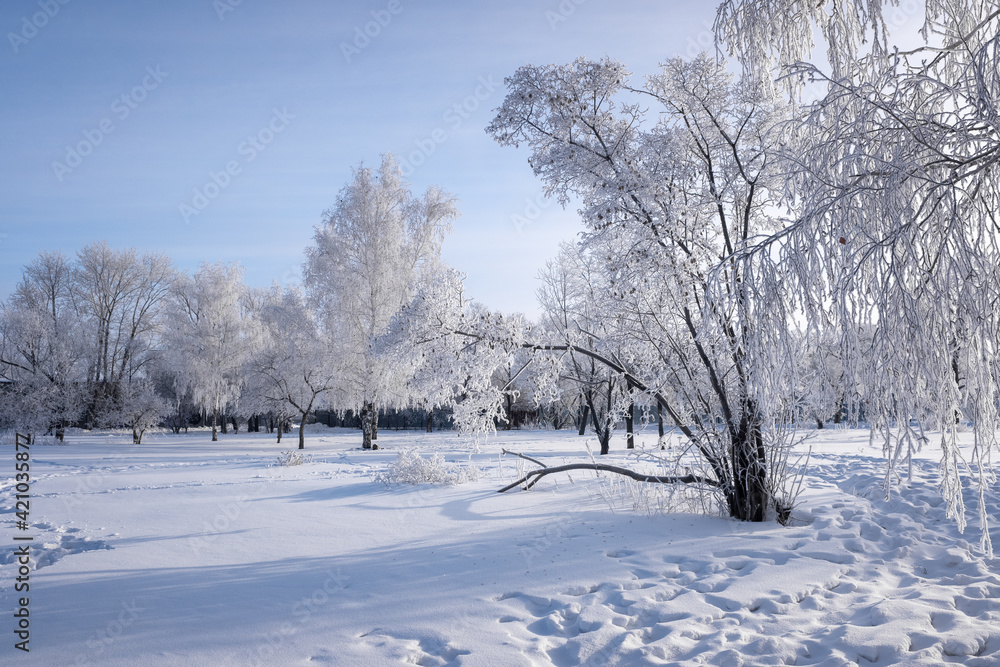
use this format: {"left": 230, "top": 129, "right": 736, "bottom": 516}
{"left": 0, "top": 252, "right": 86, "bottom": 440}
{"left": 150, "top": 353, "right": 197, "bottom": 435}
{"left": 790, "top": 326, "right": 852, "bottom": 429}
{"left": 100, "top": 376, "right": 168, "bottom": 444}
{"left": 537, "top": 243, "right": 627, "bottom": 454}
{"left": 304, "top": 154, "right": 457, "bottom": 449}
{"left": 72, "top": 242, "right": 173, "bottom": 429}
{"left": 251, "top": 286, "right": 338, "bottom": 450}
{"left": 485, "top": 54, "right": 798, "bottom": 521}
{"left": 165, "top": 262, "right": 251, "bottom": 442}
{"left": 715, "top": 0, "right": 1000, "bottom": 551}
{"left": 489, "top": 344, "right": 539, "bottom": 430}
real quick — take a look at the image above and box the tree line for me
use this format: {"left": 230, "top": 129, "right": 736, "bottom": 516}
{"left": 0, "top": 156, "right": 458, "bottom": 450}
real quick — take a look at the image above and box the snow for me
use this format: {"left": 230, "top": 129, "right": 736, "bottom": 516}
{"left": 3, "top": 427, "right": 999, "bottom": 666}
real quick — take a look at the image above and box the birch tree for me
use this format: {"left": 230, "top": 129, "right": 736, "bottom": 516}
{"left": 304, "top": 154, "right": 457, "bottom": 449}
{"left": 715, "top": 0, "right": 1000, "bottom": 551}
{"left": 166, "top": 262, "right": 251, "bottom": 442}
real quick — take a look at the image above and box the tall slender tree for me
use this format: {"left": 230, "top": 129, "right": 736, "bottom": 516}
{"left": 304, "top": 154, "right": 457, "bottom": 449}
{"left": 165, "top": 262, "right": 251, "bottom": 442}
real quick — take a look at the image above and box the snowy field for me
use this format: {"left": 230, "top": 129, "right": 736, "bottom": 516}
{"left": 2, "top": 426, "right": 1000, "bottom": 666}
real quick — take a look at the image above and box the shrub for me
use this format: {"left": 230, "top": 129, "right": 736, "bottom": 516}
{"left": 273, "top": 450, "right": 312, "bottom": 467}
{"left": 374, "top": 448, "right": 480, "bottom": 486}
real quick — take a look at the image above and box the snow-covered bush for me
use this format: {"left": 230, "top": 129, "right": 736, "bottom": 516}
{"left": 596, "top": 471, "right": 725, "bottom": 518}
{"left": 374, "top": 448, "right": 480, "bottom": 486}
{"left": 273, "top": 450, "right": 312, "bottom": 467}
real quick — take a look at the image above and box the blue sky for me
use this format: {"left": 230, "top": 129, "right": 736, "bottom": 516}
{"left": 0, "top": 0, "right": 717, "bottom": 316}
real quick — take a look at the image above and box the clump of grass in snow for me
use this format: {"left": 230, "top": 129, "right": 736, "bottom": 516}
{"left": 273, "top": 450, "right": 312, "bottom": 467}
{"left": 374, "top": 448, "right": 480, "bottom": 486}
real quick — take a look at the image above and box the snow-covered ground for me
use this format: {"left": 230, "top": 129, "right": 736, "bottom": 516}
{"left": 2, "top": 426, "right": 999, "bottom": 666}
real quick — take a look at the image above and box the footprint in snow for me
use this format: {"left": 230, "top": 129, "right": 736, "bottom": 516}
{"left": 358, "top": 629, "right": 470, "bottom": 666}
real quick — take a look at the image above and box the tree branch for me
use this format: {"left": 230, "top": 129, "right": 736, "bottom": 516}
{"left": 501, "top": 449, "right": 546, "bottom": 467}
{"left": 498, "top": 462, "right": 720, "bottom": 492}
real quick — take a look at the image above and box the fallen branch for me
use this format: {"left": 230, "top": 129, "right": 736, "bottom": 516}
{"left": 497, "top": 462, "right": 721, "bottom": 493}
{"left": 501, "top": 449, "right": 546, "bottom": 468}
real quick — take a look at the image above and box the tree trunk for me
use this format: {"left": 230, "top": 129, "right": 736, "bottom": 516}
{"left": 132, "top": 427, "right": 141, "bottom": 445}
{"left": 598, "top": 381, "right": 615, "bottom": 455}
{"left": 426, "top": 410, "right": 433, "bottom": 433}
{"left": 361, "top": 403, "right": 375, "bottom": 449}
{"left": 298, "top": 411, "right": 309, "bottom": 449}
{"left": 372, "top": 409, "right": 378, "bottom": 441}
{"left": 231, "top": 416, "right": 239, "bottom": 433}
{"left": 625, "top": 400, "right": 635, "bottom": 449}
{"left": 212, "top": 406, "right": 219, "bottom": 442}
{"left": 220, "top": 412, "right": 228, "bottom": 434}
{"left": 505, "top": 394, "right": 513, "bottom": 430}
{"left": 598, "top": 428, "right": 611, "bottom": 456}
{"left": 657, "top": 404, "right": 665, "bottom": 439}
{"left": 578, "top": 403, "right": 589, "bottom": 436}
{"left": 727, "top": 407, "right": 769, "bottom": 522}
{"left": 277, "top": 420, "right": 283, "bottom": 444}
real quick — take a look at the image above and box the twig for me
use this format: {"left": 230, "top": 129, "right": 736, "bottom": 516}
{"left": 501, "top": 449, "right": 546, "bottom": 468}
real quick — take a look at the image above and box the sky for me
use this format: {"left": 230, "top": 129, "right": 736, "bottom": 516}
{"left": 0, "top": 0, "right": 719, "bottom": 317}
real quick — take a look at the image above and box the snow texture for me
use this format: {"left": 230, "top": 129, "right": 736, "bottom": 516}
{"left": 1, "top": 427, "right": 998, "bottom": 665}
